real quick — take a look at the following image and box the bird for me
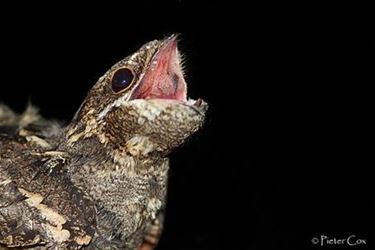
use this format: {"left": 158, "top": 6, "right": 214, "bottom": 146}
{"left": 0, "top": 35, "right": 207, "bottom": 250}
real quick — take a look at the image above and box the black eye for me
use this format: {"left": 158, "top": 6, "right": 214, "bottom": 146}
{"left": 111, "top": 68, "right": 134, "bottom": 93}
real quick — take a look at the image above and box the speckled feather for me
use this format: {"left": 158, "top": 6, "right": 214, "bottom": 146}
{"left": 0, "top": 36, "right": 207, "bottom": 250}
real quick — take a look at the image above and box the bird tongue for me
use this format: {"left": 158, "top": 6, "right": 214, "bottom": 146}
{"left": 131, "top": 36, "right": 187, "bottom": 101}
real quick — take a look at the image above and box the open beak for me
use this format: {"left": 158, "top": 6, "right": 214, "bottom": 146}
{"left": 130, "top": 34, "right": 186, "bottom": 101}
{"left": 131, "top": 35, "right": 207, "bottom": 112}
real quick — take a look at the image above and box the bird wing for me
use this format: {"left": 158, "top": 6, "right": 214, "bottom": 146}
{"left": 0, "top": 176, "right": 45, "bottom": 247}
{"left": 0, "top": 125, "right": 97, "bottom": 249}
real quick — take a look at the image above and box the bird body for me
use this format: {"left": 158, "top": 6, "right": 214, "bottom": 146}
{"left": 0, "top": 35, "right": 207, "bottom": 249}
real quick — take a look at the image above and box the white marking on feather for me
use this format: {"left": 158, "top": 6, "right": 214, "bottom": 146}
{"left": 0, "top": 179, "right": 12, "bottom": 186}
{"left": 126, "top": 135, "right": 155, "bottom": 156}
{"left": 75, "top": 235, "right": 92, "bottom": 245}
{"left": 127, "top": 60, "right": 137, "bottom": 65}
{"left": 147, "top": 198, "right": 162, "bottom": 220}
{"left": 98, "top": 95, "right": 128, "bottom": 120}
{"left": 24, "top": 135, "right": 51, "bottom": 148}
{"left": 129, "top": 99, "right": 163, "bottom": 121}
{"left": 18, "top": 188, "right": 70, "bottom": 243}
{"left": 129, "top": 53, "right": 138, "bottom": 60}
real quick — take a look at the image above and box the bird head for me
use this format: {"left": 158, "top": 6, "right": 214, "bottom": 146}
{"left": 66, "top": 35, "right": 207, "bottom": 156}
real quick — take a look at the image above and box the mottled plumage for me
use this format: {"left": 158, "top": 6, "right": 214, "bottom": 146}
{"left": 0, "top": 35, "right": 207, "bottom": 249}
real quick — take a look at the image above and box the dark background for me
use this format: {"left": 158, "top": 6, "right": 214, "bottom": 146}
{"left": 0, "top": 2, "right": 373, "bottom": 250}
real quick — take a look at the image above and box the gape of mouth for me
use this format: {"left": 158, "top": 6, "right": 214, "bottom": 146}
{"left": 130, "top": 35, "right": 189, "bottom": 103}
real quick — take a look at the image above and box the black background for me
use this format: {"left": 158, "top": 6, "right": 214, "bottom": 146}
{"left": 0, "top": 2, "right": 373, "bottom": 250}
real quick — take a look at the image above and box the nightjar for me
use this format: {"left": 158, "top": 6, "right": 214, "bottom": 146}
{"left": 0, "top": 35, "right": 207, "bottom": 250}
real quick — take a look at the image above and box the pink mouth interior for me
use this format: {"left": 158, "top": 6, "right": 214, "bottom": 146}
{"left": 131, "top": 37, "right": 187, "bottom": 102}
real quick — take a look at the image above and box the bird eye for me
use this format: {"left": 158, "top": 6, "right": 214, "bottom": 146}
{"left": 111, "top": 68, "right": 135, "bottom": 93}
